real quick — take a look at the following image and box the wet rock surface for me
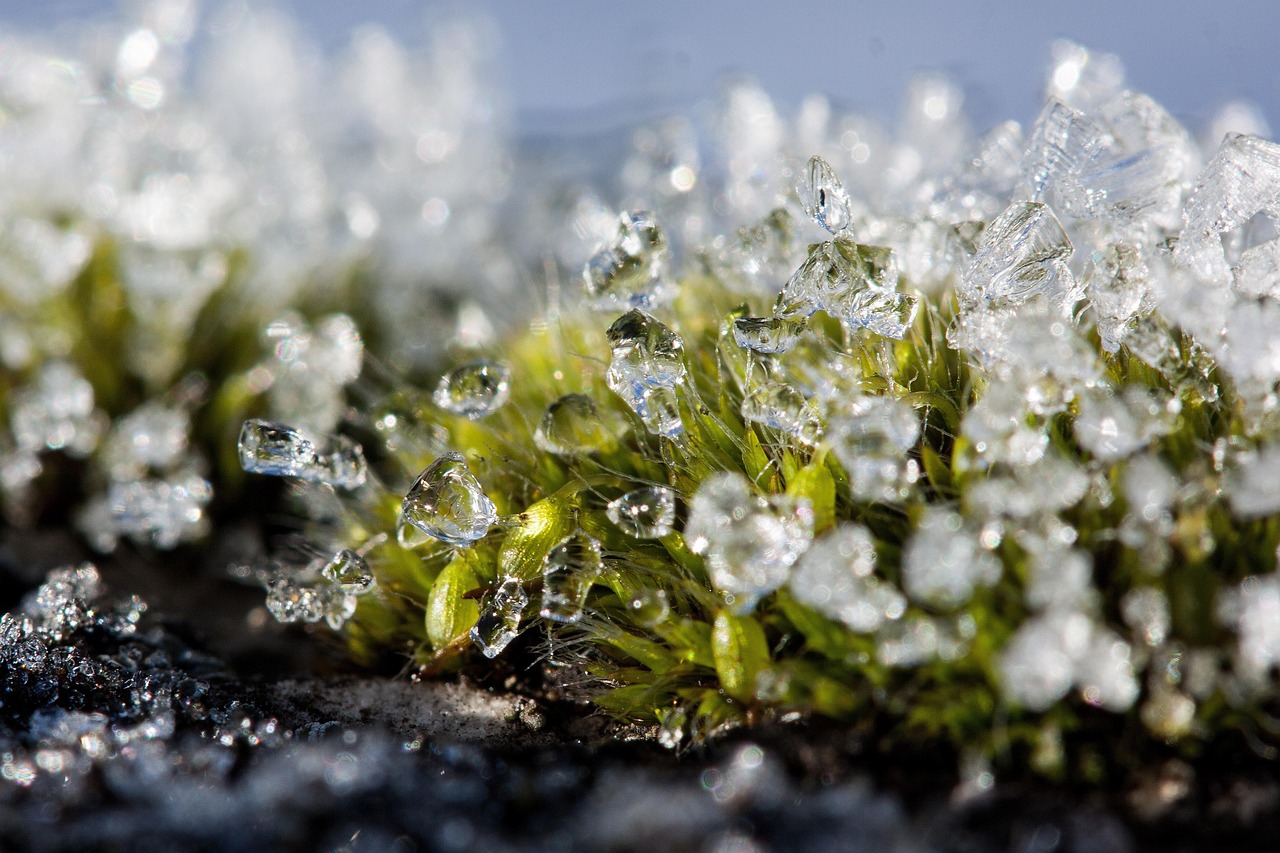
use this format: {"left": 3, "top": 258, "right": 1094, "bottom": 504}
{"left": 0, "top": 531, "right": 1276, "bottom": 852}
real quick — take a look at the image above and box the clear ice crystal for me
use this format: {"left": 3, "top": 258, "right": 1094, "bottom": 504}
{"left": 684, "top": 472, "right": 814, "bottom": 608}
{"left": 534, "top": 394, "right": 620, "bottom": 456}
{"left": 540, "top": 531, "right": 604, "bottom": 623}
{"left": 322, "top": 549, "right": 375, "bottom": 594}
{"left": 715, "top": 208, "right": 798, "bottom": 295}
{"left": 1083, "top": 243, "right": 1150, "bottom": 352}
{"left": 777, "top": 240, "right": 915, "bottom": 338}
{"left": 583, "top": 211, "right": 674, "bottom": 311}
{"left": 237, "top": 419, "right": 367, "bottom": 489}
{"left": 10, "top": 361, "right": 105, "bottom": 457}
{"left": 741, "top": 382, "right": 824, "bottom": 446}
{"left": 433, "top": 361, "right": 511, "bottom": 420}
{"left": 1233, "top": 237, "right": 1280, "bottom": 299}
{"left": 901, "top": 507, "right": 1001, "bottom": 608}
{"left": 265, "top": 578, "right": 324, "bottom": 624}
{"left": 800, "top": 155, "right": 852, "bottom": 235}
{"left": 605, "top": 310, "right": 686, "bottom": 436}
{"left": 1176, "top": 133, "right": 1280, "bottom": 284}
{"left": 827, "top": 396, "right": 921, "bottom": 502}
{"left": 402, "top": 452, "right": 497, "bottom": 546}
{"left": 959, "top": 201, "right": 1074, "bottom": 308}
{"left": 100, "top": 403, "right": 190, "bottom": 480}
{"left": 789, "top": 524, "right": 905, "bottom": 634}
{"left": 606, "top": 485, "right": 676, "bottom": 539}
{"left": 471, "top": 577, "right": 528, "bottom": 658}
{"left": 732, "top": 316, "right": 805, "bottom": 354}
{"left": 1020, "top": 98, "right": 1112, "bottom": 205}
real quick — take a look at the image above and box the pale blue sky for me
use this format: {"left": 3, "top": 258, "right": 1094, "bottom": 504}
{"left": 2, "top": 1, "right": 1277, "bottom": 134}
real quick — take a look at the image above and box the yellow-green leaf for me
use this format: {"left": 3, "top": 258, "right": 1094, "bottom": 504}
{"left": 786, "top": 457, "right": 835, "bottom": 532}
{"left": 425, "top": 557, "right": 481, "bottom": 649}
{"left": 712, "top": 610, "right": 770, "bottom": 703}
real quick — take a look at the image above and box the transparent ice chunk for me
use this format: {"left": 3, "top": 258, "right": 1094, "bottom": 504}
{"left": 105, "top": 471, "right": 212, "bottom": 549}
{"left": 583, "top": 211, "right": 674, "bottom": 311}
{"left": 958, "top": 201, "right": 1074, "bottom": 308}
{"left": 799, "top": 155, "right": 852, "bottom": 235}
{"left": 100, "top": 403, "right": 190, "bottom": 480}
{"left": 322, "top": 548, "right": 375, "bottom": 594}
{"left": 1083, "top": 244, "right": 1150, "bottom": 353}
{"left": 901, "top": 507, "right": 1001, "bottom": 608}
{"left": 534, "top": 394, "right": 622, "bottom": 456}
{"left": 238, "top": 419, "right": 367, "bottom": 489}
{"left": 606, "top": 485, "right": 676, "bottom": 539}
{"left": 1073, "top": 385, "right": 1175, "bottom": 462}
{"left": 1233, "top": 238, "right": 1280, "bottom": 299}
{"left": 789, "top": 524, "right": 905, "bottom": 634}
{"left": 684, "top": 472, "right": 814, "bottom": 609}
{"left": 433, "top": 361, "right": 511, "bottom": 420}
{"left": 714, "top": 208, "right": 798, "bottom": 295}
{"left": 1019, "top": 98, "right": 1112, "bottom": 205}
{"left": 10, "top": 361, "right": 105, "bottom": 457}
{"left": 1176, "top": 133, "right": 1280, "bottom": 284}
{"left": 732, "top": 316, "right": 805, "bottom": 354}
{"left": 827, "top": 396, "right": 921, "bottom": 502}
{"left": 604, "top": 309, "right": 686, "bottom": 436}
{"left": 471, "top": 577, "right": 529, "bottom": 658}
{"left": 402, "top": 452, "right": 497, "bottom": 546}
{"left": 741, "top": 382, "right": 824, "bottom": 446}
{"left": 540, "top": 531, "right": 604, "bottom": 624}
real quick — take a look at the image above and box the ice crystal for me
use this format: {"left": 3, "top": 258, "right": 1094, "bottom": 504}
{"left": 433, "top": 362, "right": 511, "bottom": 420}
{"left": 402, "top": 452, "right": 497, "bottom": 546}
{"left": 799, "top": 155, "right": 852, "bottom": 235}
{"left": 605, "top": 310, "right": 686, "bottom": 436}
{"left": 789, "top": 525, "right": 905, "bottom": 633}
{"left": 826, "top": 396, "right": 921, "bottom": 502}
{"left": 902, "top": 507, "right": 1001, "bottom": 608}
{"left": 471, "top": 577, "right": 529, "bottom": 658}
{"left": 583, "top": 211, "right": 674, "bottom": 311}
{"left": 238, "top": 420, "right": 367, "bottom": 489}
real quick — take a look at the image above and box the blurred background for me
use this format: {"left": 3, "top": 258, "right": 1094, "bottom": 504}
{"left": 3, "top": 0, "right": 1278, "bottom": 136}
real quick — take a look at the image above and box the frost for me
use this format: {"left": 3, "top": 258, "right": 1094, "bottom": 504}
{"left": 902, "top": 507, "right": 1001, "bottom": 608}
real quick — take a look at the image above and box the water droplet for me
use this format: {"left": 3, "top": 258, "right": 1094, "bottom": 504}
{"left": 685, "top": 472, "right": 814, "bottom": 607}
{"left": 402, "top": 452, "right": 497, "bottom": 546}
{"left": 322, "top": 549, "right": 375, "bottom": 594}
{"left": 534, "top": 394, "right": 620, "bottom": 457}
{"left": 433, "top": 361, "right": 511, "bottom": 420}
{"left": 741, "top": 382, "right": 823, "bottom": 446}
{"left": 470, "top": 577, "right": 528, "bottom": 658}
{"left": 628, "top": 588, "right": 670, "bottom": 628}
{"left": 605, "top": 309, "right": 686, "bottom": 436}
{"left": 583, "top": 211, "right": 673, "bottom": 310}
{"left": 800, "top": 155, "right": 852, "bottom": 234}
{"left": 731, "top": 316, "right": 805, "bottom": 354}
{"left": 540, "top": 531, "right": 604, "bottom": 623}
{"left": 607, "top": 485, "right": 677, "bottom": 538}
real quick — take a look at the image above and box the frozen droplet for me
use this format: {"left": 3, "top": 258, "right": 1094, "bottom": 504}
{"left": 685, "top": 472, "right": 814, "bottom": 607}
{"left": 1121, "top": 587, "right": 1170, "bottom": 647}
{"left": 540, "top": 531, "right": 604, "bottom": 623}
{"left": 777, "top": 239, "right": 895, "bottom": 320}
{"left": 239, "top": 419, "right": 367, "bottom": 489}
{"left": 583, "top": 211, "right": 673, "bottom": 311}
{"left": 396, "top": 513, "right": 433, "bottom": 549}
{"left": 716, "top": 208, "right": 798, "bottom": 295}
{"left": 1074, "top": 385, "right": 1175, "bottom": 461}
{"left": 800, "top": 155, "right": 852, "bottom": 234}
{"left": 902, "top": 507, "right": 1002, "bottom": 608}
{"left": 741, "top": 382, "right": 824, "bottom": 446}
{"left": 265, "top": 578, "right": 324, "bottom": 624}
{"left": 100, "top": 403, "right": 190, "bottom": 479}
{"left": 534, "top": 394, "right": 619, "bottom": 456}
{"left": 321, "top": 583, "right": 358, "bottom": 630}
{"left": 605, "top": 310, "right": 686, "bottom": 436}
{"left": 959, "top": 201, "right": 1074, "bottom": 308}
{"left": 402, "top": 452, "right": 497, "bottom": 546}
{"left": 105, "top": 470, "right": 212, "bottom": 549}
{"left": 433, "top": 361, "right": 511, "bottom": 420}
{"left": 322, "top": 549, "right": 375, "bottom": 594}
{"left": 732, "top": 316, "right": 805, "bottom": 354}
{"left": 1019, "top": 98, "right": 1112, "bottom": 205}
{"left": 789, "top": 524, "right": 905, "bottom": 633}
{"left": 470, "top": 577, "right": 528, "bottom": 658}
{"left": 846, "top": 287, "right": 919, "bottom": 339}
{"left": 628, "top": 588, "right": 670, "bottom": 628}
{"left": 1083, "top": 244, "right": 1150, "bottom": 352}
{"left": 607, "top": 485, "right": 676, "bottom": 538}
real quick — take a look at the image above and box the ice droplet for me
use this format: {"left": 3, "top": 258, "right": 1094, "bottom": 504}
{"left": 800, "top": 155, "right": 852, "bottom": 235}
{"left": 605, "top": 310, "right": 686, "bottom": 436}
{"left": 433, "top": 361, "right": 511, "bottom": 420}
{"left": 776, "top": 239, "right": 916, "bottom": 339}
{"left": 732, "top": 316, "right": 805, "bottom": 354}
{"left": 901, "top": 507, "right": 1002, "bottom": 608}
{"left": 959, "top": 201, "right": 1074, "bottom": 308}
{"left": 715, "top": 208, "right": 798, "bottom": 295}
{"left": 322, "top": 549, "right": 375, "bottom": 594}
{"left": 265, "top": 578, "right": 324, "bottom": 624}
{"left": 540, "top": 531, "right": 604, "bottom": 623}
{"left": 10, "top": 361, "right": 105, "bottom": 457}
{"left": 534, "top": 394, "right": 619, "bottom": 457}
{"left": 470, "top": 577, "right": 528, "bottom": 658}
{"left": 402, "top": 452, "right": 497, "bottom": 546}
{"left": 583, "top": 211, "right": 673, "bottom": 311}
{"left": 685, "top": 472, "right": 814, "bottom": 608}
{"left": 607, "top": 485, "right": 676, "bottom": 538}
{"left": 741, "top": 383, "right": 824, "bottom": 446}
{"left": 789, "top": 524, "right": 905, "bottom": 634}
{"left": 100, "top": 402, "right": 190, "bottom": 479}
{"left": 105, "top": 470, "right": 212, "bottom": 549}
{"left": 238, "top": 420, "right": 368, "bottom": 489}
{"left": 628, "top": 587, "right": 670, "bottom": 628}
